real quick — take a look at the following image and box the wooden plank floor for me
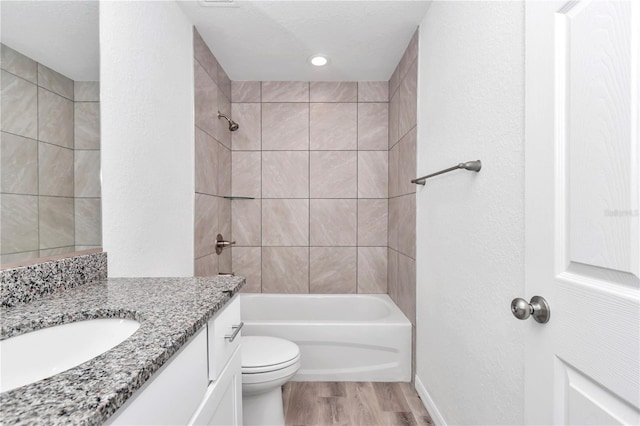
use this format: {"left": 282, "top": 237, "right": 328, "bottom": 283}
{"left": 283, "top": 382, "right": 435, "bottom": 426}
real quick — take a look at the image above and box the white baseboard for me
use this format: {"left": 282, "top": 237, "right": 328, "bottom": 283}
{"left": 414, "top": 374, "right": 447, "bottom": 426}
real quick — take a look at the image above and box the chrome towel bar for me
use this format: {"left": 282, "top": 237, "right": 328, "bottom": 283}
{"left": 411, "top": 160, "right": 481, "bottom": 185}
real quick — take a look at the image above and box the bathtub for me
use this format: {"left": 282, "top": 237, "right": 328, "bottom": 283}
{"left": 240, "top": 294, "right": 411, "bottom": 382}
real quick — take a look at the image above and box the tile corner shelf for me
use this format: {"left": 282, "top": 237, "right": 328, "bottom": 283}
{"left": 223, "top": 196, "right": 255, "bottom": 200}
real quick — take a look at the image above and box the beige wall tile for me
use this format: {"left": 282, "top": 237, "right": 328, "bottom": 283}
{"left": 1, "top": 44, "right": 37, "bottom": 83}
{"left": 1, "top": 132, "right": 37, "bottom": 194}
{"left": 231, "top": 103, "right": 261, "bottom": 150}
{"left": 39, "top": 142, "right": 73, "bottom": 197}
{"left": 74, "top": 150, "right": 101, "bottom": 198}
{"left": 1, "top": 70, "right": 37, "bottom": 139}
{"left": 219, "top": 246, "right": 232, "bottom": 273}
{"left": 262, "top": 81, "right": 309, "bottom": 102}
{"left": 194, "top": 29, "right": 218, "bottom": 83}
{"left": 309, "top": 103, "right": 357, "bottom": 150}
{"left": 358, "top": 246, "right": 387, "bottom": 293}
{"left": 195, "top": 193, "right": 217, "bottom": 258}
{"left": 262, "top": 151, "right": 309, "bottom": 198}
{"left": 389, "top": 142, "right": 400, "bottom": 198}
{"left": 39, "top": 246, "right": 75, "bottom": 257}
{"left": 310, "top": 247, "right": 357, "bottom": 293}
{"left": 262, "top": 199, "right": 309, "bottom": 246}
{"left": 309, "top": 199, "right": 356, "bottom": 246}
{"left": 358, "top": 103, "right": 388, "bottom": 150}
{"left": 262, "top": 103, "right": 309, "bottom": 150}
{"left": 388, "top": 90, "right": 400, "bottom": 148}
{"left": 232, "top": 81, "right": 261, "bottom": 103}
{"left": 387, "top": 248, "right": 399, "bottom": 303}
{"left": 1, "top": 250, "right": 40, "bottom": 266}
{"left": 232, "top": 199, "right": 261, "bottom": 246}
{"left": 75, "top": 198, "right": 101, "bottom": 245}
{"left": 218, "top": 145, "right": 231, "bottom": 196}
{"left": 233, "top": 247, "right": 261, "bottom": 293}
{"left": 74, "top": 82, "right": 100, "bottom": 102}
{"left": 195, "top": 253, "right": 219, "bottom": 277}
{"left": 389, "top": 65, "right": 400, "bottom": 100}
{"left": 398, "top": 60, "right": 417, "bottom": 139}
{"left": 357, "top": 81, "right": 389, "bottom": 102}
{"left": 397, "top": 127, "right": 417, "bottom": 196}
{"left": 309, "top": 151, "right": 357, "bottom": 198}
{"left": 358, "top": 151, "right": 388, "bottom": 198}
{"left": 196, "top": 127, "right": 218, "bottom": 196}
{"left": 0, "top": 194, "right": 38, "bottom": 253}
{"left": 194, "top": 59, "right": 218, "bottom": 138}
{"left": 218, "top": 66, "right": 232, "bottom": 101}
{"left": 398, "top": 29, "right": 419, "bottom": 83}
{"left": 74, "top": 102, "right": 100, "bottom": 149}
{"left": 217, "top": 90, "right": 232, "bottom": 149}
{"left": 397, "top": 253, "right": 416, "bottom": 324}
{"left": 262, "top": 247, "right": 309, "bottom": 293}
{"left": 388, "top": 197, "right": 399, "bottom": 251}
{"left": 358, "top": 199, "right": 388, "bottom": 246}
{"left": 310, "top": 82, "right": 357, "bottom": 102}
{"left": 218, "top": 197, "right": 232, "bottom": 241}
{"left": 397, "top": 194, "right": 416, "bottom": 259}
{"left": 232, "top": 151, "right": 261, "bottom": 198}
{"left": 38, "top": 64, "right": 73, "bottom": 100}
{"left": 38, "top": 88, "right": 73, "bottom": 148}
{"left": 39, "top": 196, "right": 74, "bottom": 249}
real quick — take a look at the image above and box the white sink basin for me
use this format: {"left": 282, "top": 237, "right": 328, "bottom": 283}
{"left": 0, "top": 318, "right": 140, "bottom": 393}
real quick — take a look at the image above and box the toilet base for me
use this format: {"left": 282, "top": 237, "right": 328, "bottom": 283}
{"left": 242, "top": 386, "right": 285, "bottom": 426}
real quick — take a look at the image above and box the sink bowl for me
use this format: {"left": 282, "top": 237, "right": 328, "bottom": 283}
{"left": 0, "top": 318, "right": 140, "bottom": 393}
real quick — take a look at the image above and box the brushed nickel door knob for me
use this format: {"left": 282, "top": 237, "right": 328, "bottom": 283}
{"left": 511, "top": 296, "right": 550, "bottom": 323}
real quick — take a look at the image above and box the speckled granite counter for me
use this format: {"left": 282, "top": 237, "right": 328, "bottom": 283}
{"left": 0, "top": 275, "right": 245, "bottom": 425}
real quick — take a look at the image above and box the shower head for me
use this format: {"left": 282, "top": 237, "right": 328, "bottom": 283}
{"left": 217, "top": 112, "right": 239, "bottom": 132}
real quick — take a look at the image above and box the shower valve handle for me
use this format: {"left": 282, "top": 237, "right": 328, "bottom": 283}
{"left": 215, "top": 234, "right": 236, "bottom": 255}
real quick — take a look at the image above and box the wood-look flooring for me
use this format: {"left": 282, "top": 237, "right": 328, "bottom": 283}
{"left": 282, "top": 382, "right": 434, "bottom": 426}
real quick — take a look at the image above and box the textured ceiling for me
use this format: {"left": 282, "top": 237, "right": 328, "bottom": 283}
{"left": 1, "top": 1, "right": 99, "bottom": 81}
{"left": 178, "top": 0, "right": 431, "bottom": 81}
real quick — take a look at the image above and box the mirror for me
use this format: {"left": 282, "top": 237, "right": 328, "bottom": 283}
{"left": 0, "top": 1, "right": 101, "bottom": 268}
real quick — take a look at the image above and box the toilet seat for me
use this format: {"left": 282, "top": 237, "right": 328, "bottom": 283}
{"left": 242, "top": 336, "right": 300, "bottom": 374}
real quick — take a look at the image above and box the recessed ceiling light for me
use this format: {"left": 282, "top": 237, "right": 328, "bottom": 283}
{"left": 309, "top": 55, "right": 328, "bottom": 67}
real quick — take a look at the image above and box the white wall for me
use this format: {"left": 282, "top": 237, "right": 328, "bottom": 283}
{"left": 100, "top": 1, "right": 195, "bottom": 277}
{"left": 415, "top": 2, "right": 525, "bottom": 425}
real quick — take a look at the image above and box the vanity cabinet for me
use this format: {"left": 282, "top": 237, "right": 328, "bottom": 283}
{"left": 107, "top": 296, "right": 242, "bottom": 426}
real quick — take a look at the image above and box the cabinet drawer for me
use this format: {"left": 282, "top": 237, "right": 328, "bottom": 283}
{"left": 208, "top": 295, "right": 241, "bottom": 381}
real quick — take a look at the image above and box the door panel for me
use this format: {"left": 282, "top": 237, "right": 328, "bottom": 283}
{"left": 556, "top": 360, "right": 638, "bottom": 425}
{"left": 525, "top": 0, "right": 640, "bottom": 424}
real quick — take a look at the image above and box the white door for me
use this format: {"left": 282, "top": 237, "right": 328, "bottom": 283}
{"left": 524, "top": 0, "right": 640, "bottom": 424}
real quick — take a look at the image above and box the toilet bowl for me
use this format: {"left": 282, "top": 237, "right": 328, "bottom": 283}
{"left": 242, "top": 336, "right": 300, "bottom": 426}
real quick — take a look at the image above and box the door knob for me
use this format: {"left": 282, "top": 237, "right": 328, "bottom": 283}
{"left": 511, "top": 296, "right": 550, "bottom": 323}
{"left": 215, "top": 234, "right": 236, "bottom": 255}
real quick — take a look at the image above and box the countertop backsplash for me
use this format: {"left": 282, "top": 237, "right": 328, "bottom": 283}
{"left": 0, "top": 251, "right": 107, "bottom": 307}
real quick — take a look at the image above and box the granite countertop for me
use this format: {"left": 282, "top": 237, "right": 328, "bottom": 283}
{"left": 0, "top": 275, "right": 245, "bottom": 425}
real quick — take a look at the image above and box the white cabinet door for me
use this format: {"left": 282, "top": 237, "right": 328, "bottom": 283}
{"left": 189, "top": 346, "right": 243, "bottom": 426}
{"left": 525, "top": 0, "right": 640, "bottom": 424}
{"left": 106, "top": 328, "right": 209, "bottom": 425}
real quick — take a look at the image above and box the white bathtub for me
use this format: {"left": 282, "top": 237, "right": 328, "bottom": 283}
{"left": 240, "top": 294, "right": 411, "bottom": 382}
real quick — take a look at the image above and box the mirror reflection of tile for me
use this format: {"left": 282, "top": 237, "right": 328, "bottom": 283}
{"left": 0, "top": 44, "right": 101, "bottom": 267}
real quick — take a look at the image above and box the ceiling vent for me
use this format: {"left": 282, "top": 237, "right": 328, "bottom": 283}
{"left": 200, "top": 0, "right": 238, "bottom": 7}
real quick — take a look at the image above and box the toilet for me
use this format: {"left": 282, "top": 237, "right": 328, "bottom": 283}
{"left": 241, "top": 336, "right": 301, "bottom": 426}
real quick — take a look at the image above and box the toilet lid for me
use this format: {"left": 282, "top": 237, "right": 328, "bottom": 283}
{"left": 242, "top": 336, "right": 300, "bottom": 374}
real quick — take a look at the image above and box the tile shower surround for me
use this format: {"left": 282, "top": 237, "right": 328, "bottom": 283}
{"left": 230, "top": 80, "right": 391, "bottom": 295}
{"left": 0, "top": 44, "right": 101, "bottom": 266}
{"left": 196, "top": 27, "right": 416, "bottom": 327}
{"left": 193, "top": 29, "right": 233, "bottom": 276}
{"left": 388, "top": 30, "right": 418, "bottom": 327}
